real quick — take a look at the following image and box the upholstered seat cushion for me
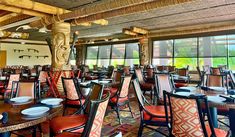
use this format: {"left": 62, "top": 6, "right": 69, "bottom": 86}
{"left": 66, "top": 99, "right": 85, "bottom": 106}
{"left": 175, "top": 83, "right": 188, "bottom": 88}
{"left": 55, "top": 132, "right": 81, "bottom": 137}
{"left": 50, "top": 114, "right": 87, "bottom": 134}
{"left": 104, "top": 87, "right": 118, "bottom": 97}
{"left": 110, "top": 96, "right": 128, "bottom": 104}
{"left": 206, "top": 125, "right": 229, "bottom": 137}
{"left": 143, "top": 105, "right": 169, "bottom": 122}
{"left": 140, "top": 82, "right": 154, "bottom": 90}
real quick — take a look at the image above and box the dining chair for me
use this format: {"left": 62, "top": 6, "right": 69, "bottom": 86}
{"left": 110, "top": 70, "right": 123, "bottom": 88}
{"left": 135, "top": 68, "right": 154, "bottom": 101}
{"left": 163, "top": 91, "right": 229, "bottom": 137}
{"left": 168, "top": 66, "right": 175, "bottom": 72}
{"left": 132, "top": 79, "right": 169, "bottom": 137}
{"left": 53, "top": 92, "right": 110, "bottom": 137}
{"left": 210, "top": 67, "right": 222, "bottom": 75}
{"left": 50, "top": 82, "right": 104, "bottom": 136}
{"left": 38, "top": 71, "right": 49, "bottom": 93}
{"left": 205, "top": 74, "right": 224, "bottom": 87}
{"left": 154, "top": 73, "right": 175, "bottom": 105}
{"left": 145, "top": 68, "right": 155, "bottom": 84}
{"left": 62, "top": 77, "right": 85, "bottom": 115}
{"left": 228, "top": 70, "right": 235, "bottom": 89}
{"left": 0, "top": 74, "right": 20, "bottom": 99}
{"left": 108, "top": 75, "right": 133, "bottom": 124}
{"left": 196, "top": 66, "right": 206, "bottom": 87}
{"left": 82, "top": 65, "right": 98, "bottom": 80}
{"left": 175, "top": 67, "right": 190, "bottom": 88}
{"left": 11, "top": 80, "right": 40, "bottom": 99}
{"left": 123, "top": 66, "right": 131, "bottom": 76}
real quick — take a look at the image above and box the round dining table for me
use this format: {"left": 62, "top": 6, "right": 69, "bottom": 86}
{"left": 0, "top": 101, "right": 63, "bottom": 137}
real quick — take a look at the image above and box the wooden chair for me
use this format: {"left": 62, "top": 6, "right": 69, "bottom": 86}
{"left": 0, "top": 74, "right": 20, "bottom": 99}
{"left": 108, "top": 75, "right": 133, "bottom": 124}
{"left": 132, "top": 79, "right": 169, "bottom": 137}
{"left": 210, "top": 67, "right": 222, "bottom": 75}
{"left": 50, "top": 83, "right": 104, "bottom": 136}
{"left": 53, "top": 92, "right": 110, "bottom": 137}
{"left": 62, "top": 77, "right": 85, "bottom": 115}
{"left": 135, "top": 68, "right": 154, "bottom": 101}
{"left": 163, "top": 91, "right": 229, "bottom": 137}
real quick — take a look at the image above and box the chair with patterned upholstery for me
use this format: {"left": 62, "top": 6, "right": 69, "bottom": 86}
{"left": 110, "top": 70, "right": 123, "bottom": 88}
{"left": 50, "top": 82, "right": 104, "bottom": 136}
{"left": 53, "top": 92, "right": 110, "bottom": 137}
{"left": 0, "top": 74, "right": 20, "bottom": 99}
{"left": 145, "top": 68, "right": 155, "bottom": 84}
{"left": 11, "top": 80, "right": 40, "bottom": 99}
{"left": 132, "top": 79, "right": 169, "bottom": 137}
{"left": 38, "top": 71, "right": 49, "bottom": 94}
{"left": 210, "top": 67, "right": 222, "bottom": 75}
{"left": 108, "top": 75, "right": 133, "bottom": 124}
{"left": 163, "top": 91, "right": 229, "bottom": 137}
{"left": 62, "top": 77, "right": 86, "bottom": 115}
{"left": 205, "top": 74, "right": 224, "bottom": 87}
{"left": 154, "top": 73, "right": 175, "bottom": 105}
{"left": 135, "top": 68, "right": 154, "bottom": 101}
{"left": 174, "top": 67, "right": 190, "bottom": 88}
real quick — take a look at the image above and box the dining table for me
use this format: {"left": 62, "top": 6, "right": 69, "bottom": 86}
{"left": 177, "top": 87, "right": 235, "bottom": 136}
{"left": 0, "top": 100, "right": 63, "bottom": 137}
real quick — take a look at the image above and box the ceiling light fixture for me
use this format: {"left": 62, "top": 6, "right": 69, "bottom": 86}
{"left": 123, "top": 28, "right": 138, "bottom": 36}
{"left": 130, "top": 26, "right": 148, "bottom": 35}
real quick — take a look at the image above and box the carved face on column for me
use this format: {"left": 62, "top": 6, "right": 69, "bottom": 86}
{"left": 53, "top": 32, "right": 70, "bottom": 68}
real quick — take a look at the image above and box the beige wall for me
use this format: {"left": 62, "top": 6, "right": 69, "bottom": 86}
{"left": 0, "top": 43, "right": 51, "bottom": 67}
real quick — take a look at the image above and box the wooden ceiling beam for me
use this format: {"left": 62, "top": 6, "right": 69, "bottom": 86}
{"left": 0, "top": 0, "right": 70, "bottom": 15}
{"left": 0, "top": 13, "right": 19, "bottom": 22}
{"left": 29, "top": 0, "right": 173, "bottom": 28}
{"left": 0, "top": 4, "right": 48, "bottom": 17}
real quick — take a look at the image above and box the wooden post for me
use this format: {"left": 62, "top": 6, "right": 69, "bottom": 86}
{"left": 51, "top": 22, "right": 71, "bottom": 70}
{"left": 76, "top": 43, "right": 85, "bottom": 66}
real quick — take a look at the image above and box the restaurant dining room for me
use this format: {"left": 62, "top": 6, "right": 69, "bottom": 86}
{"left": 1, "top": 0, "right": 235, "bottom": 137}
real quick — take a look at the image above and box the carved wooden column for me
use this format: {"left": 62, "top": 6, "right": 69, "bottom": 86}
{"left": 139, "top": 38, "right": 150, "bottom": 65}
{"left": 51, "top": 22, "right": 71, "bottom": 70}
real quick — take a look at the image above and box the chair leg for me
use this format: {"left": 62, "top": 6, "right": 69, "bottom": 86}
{"left": 138, "top": 121, "right": 144, "bottom": 137}
{"left": 115, "top": 106, "right": 122, "bottom": 124}
{"left": 128, "top": 102, "right": 134, "bottom": 118}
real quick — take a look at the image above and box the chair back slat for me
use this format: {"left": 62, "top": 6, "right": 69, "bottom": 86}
{"left": 155, "top": 74, "right": 174, "bottom": 99}
{"left": 119, "top": 76, "right": 132, "bottom": 98}
{"left": 17, "top": 82, "right": 35, "bottom": 98}
{"left": 132, "top": 79, "right": 145, "bottom": 107}
{"left": 62, "top": 78, "right": 80, "bottom": 100}
{"left": 135, "top": 68, "right": 144, "bottom": 83}
{"left": 82, "top": 93, "right": 110, "bottom": 137}
{"left": 206, "top": 74, "right": 224, "bottom": 87}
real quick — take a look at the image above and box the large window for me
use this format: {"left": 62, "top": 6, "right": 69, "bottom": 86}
{"left": 152, "top": 34, "right": 235, "bottom": 70}
{"left": 152, "top": 40, "right": 173, "bottom": 66}
{"left": 86, "top": 46, "right": 98, "bottom": 68}
{"left": 85, "top": 43, "right": 139, "bottom": 68}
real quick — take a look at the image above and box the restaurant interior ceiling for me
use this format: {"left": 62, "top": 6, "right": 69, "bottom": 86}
{"left": 0, "top": 0, "right": 235, "bottom": 43}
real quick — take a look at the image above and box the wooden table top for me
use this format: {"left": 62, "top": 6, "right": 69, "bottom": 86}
{"left": 0, "top": 101, "right": 63, "bottom": 133}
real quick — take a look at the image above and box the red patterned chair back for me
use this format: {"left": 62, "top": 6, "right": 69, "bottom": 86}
{"left": 113, "top": 70, "right": 122, "bottom": 83}
{"left": 14, "top": 81, "right": 39, "bottom": 99}
{"left": 135, "top": 68, "right": 144, "bottom": 83}
{"left": 155, "top": 74, "right": 174, "bottom": 100}
{"left": 38, "top": 71, "right": 49, "bottom": 83}
{"left": 81, "top": 92, "right": 110, "bottom": 137}
{"left": 118, "top": 76, "right": 132, "bottom": 98}
{"left": 210, "top": 67, "right": 221, "bottom": 75}
{"left": 177, "top": 68, "right": 188, "bottom": 76}
{"left": 132, "top": 79, "right": 145, "bottom": 107}
{"left": 206, "top": 74, "right": 224, "bottom": 87}
{"left": 7, "top": 74, "right": 20, "bottom": 89}
{"left": 62, "top": 77, "right": 81, "bottom": 100}
{"left": 123, "top": 66, "right": 130, "bottom": 75}
{"left": 163, "top": 91, "right": 216, "bottom": 137}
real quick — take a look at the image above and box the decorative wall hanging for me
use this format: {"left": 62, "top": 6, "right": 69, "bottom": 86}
{"left": 35, "top": 55, "right": 49, "bottom": 59}
{"left": 13, "top": 49, "right": 24, "bottom": 52}
{"left": 27, "top": 48, "right": 39, "bottom": 53}
{"left": 19, "top": 55, "right": 31, "bottom": 59}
